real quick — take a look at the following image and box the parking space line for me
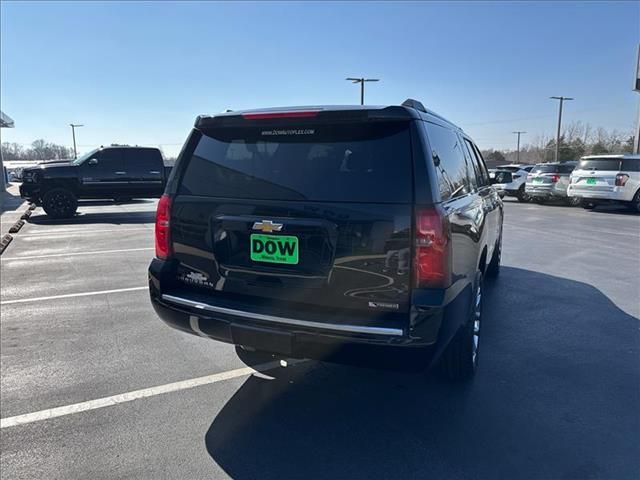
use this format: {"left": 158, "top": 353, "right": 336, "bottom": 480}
{"left": 1, "top": 247, "right": 154, "bottom": 261}
{"left": 0, "top": 360, "right": 304, "bottom": 429}
{"left": 0, "top": 286, "right": 148, "bottom": 305}
{"left": 19, "top": 227, "right": 152, "bottom": 237}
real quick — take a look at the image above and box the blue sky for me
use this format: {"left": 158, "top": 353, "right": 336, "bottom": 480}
{"left": 1, "top": 1, "right": 638, "bottom": 157}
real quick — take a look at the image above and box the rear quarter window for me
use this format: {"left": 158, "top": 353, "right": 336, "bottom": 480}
{"left": 424, "top": 122, "right": 471, "bottom": 200}
{"left": 178, "top": 122, "right": 413, "bottom": 203}
{"left": 621, "top": 159, "right": 640, "bottom": 172}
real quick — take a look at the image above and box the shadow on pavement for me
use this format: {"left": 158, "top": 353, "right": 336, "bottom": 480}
{"left": 204, "top": 267, "right": 640, "bottom": 480}
{"left": 77, "top": 199, "right": 152, "bottom": 207}
{"left": 28, "top": 211, "right": 155, "bottom": 225}
{"left": 588, "top": 204, "right": 638, "bottom": 216}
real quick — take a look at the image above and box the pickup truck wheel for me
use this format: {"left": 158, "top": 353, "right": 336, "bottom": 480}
{"left": 235, "top": 345, "right": 277, "bottom": 368}
{"left": 517, "top": 185, "right": 530, "bottom": 203}
{"left": 439, "top": 272, "right": 482, "bottom": 381}
{"left": 42, "top": 188, "right": 78, "bottom": 219}
{"left": 581, "top": 200, "right": 596, "bottom": 210}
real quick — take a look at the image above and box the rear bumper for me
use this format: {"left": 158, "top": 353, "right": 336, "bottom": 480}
{"left": 149, "top": 259, "right": 469, "bottom": 368}
{"left": 525, "top": 184, "right": 568, "bottom": 198}
{"left": 567, "top": 185, "right": 632, "bottom": 202}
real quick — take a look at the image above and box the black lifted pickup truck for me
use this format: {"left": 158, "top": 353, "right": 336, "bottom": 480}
{"left": 20, "top": 145, "right": 169, "bottom": 218}
{"left": 149, "top": 100, "right": 503, "bottom": 380}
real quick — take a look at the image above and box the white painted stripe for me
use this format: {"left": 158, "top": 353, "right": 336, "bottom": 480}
{"left": 0, "top": 360, "right": 304, "bottom": 429}
{"left": 1, "top": 286, "right": 147, "bottom": 305}
{"left": 1, "top": 247, "right": 153, "bottom": 261}
{"left": 20, "top": 227, "right": 152, "bottom": 237}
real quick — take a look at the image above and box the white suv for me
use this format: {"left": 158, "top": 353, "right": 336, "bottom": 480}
{"left": 494, "top": 164, "right": 534, "bottom": 202}
{"left": 568, "top": 155, "right": 640, "bottom": 212}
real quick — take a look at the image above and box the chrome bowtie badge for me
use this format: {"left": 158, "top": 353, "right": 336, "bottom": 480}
{"left": 252, "top": 220, "right": 283, "bottom": 233}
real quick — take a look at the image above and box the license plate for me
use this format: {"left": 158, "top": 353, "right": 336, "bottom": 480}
{"left": 586, "top": 178, "right": 597, "bottom": 185}
{"left": 533, "top": 178, "right": 544, "bottom": 183}
{"left": 250, "top": 234, "right": 299, "bottom": 265}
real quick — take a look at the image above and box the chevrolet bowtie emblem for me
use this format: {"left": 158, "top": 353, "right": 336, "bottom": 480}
{"left": 252, "top": 220, "right": 283, "bottom": 233}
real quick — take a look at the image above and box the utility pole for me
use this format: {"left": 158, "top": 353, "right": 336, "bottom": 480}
{"left": 346, "top": 77, "right": 380, "bottom": 105}
{"left": 512, "top": 131, "right": 526, "bottom": 164}
{"left": 69, "top": 124, "right": 83, "bottom": 159}
{"left": 550, "top": 96, "right": 573, "bottom": 162}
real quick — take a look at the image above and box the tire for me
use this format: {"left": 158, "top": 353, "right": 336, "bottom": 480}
{"left": 533, "top": 197, "right": 546, "bottom": 204}
{"left": 235, "top": 345, "right": 277, "bottom": 368}
{"left": 567, "top": 196, "right": 581, "bottom": 207}
{"left": 631, "top": 190, "right": 640, "bottom": 213}
{"left": 581, "top": 199, "right": 596, "bottom": 210}
{"left": 42, "top": 188, "right": 78, "bottom": 219}
{"left": 517, "top": 186, "right": 530, "bottom": 203}
{"left": 439, "top": 272, "right": 482, "bottom": 381}
{"left": 486, "top": 233, "right": 501, "bottom": 279}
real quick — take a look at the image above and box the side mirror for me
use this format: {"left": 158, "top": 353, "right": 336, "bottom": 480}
{"left": 88, "top": 158, "right": 98, "bottom": 165}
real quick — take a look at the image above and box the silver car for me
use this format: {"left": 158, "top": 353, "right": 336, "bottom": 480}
{"left": 525, "top": 162, "right": 579, "bottom": 205}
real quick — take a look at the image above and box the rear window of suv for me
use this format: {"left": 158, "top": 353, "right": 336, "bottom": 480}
{"left": 532, "top": 164, "right": 575, "bottom": 174}
{"left": 579, "top": 158, "right": 622, "bottom": 171}
{"left": 179, "top": 122, "right": 412, "bottom": 203}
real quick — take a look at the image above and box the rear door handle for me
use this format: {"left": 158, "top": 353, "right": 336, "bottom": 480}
{"left": 115, "top": 171, "right": 127, "bottom": 175}
{"left": 149, "top": 171, "right": 160, "bottom": 174}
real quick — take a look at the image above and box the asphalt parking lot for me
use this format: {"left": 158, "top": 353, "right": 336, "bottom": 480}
{"left": 1, "top": 198, "right": 639, "bottom": 480}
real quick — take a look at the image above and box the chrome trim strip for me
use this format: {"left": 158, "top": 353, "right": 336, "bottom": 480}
{"left": 161, "top": 294, "right": 404, "bottom": 337}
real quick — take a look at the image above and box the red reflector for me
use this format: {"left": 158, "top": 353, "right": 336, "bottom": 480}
{"left": 551, "top": 175, "right": 560, "bottom": 183}
{"left": 241, "top": 110, "right": 320, "bottom": 120}
{"left": 414, "top": 207, "right": 450, "bottom": 289}
{"left": 155, "top": 194, "right": 172, "bottom": 259}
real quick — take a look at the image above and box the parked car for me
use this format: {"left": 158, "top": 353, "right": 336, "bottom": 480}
{"left": 149, "top": 99, "right": 504, "bottom": 381}
{"left": 496, "top": 164, "right": 534, "bottom": 202}
{"left": 489, "top": 165, "right": 533, "bottom": 202}
{"left": 567, "top": 155, "right": 640, "bottom": 212}
{"left": 525, "top": 162, "right": 579, "bottom": 205}
{"left": 20, "top": 145, "right": 171, "bottom": 218}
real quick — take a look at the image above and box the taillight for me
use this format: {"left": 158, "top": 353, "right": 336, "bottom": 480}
{"left": 615, "top": 174, "right": 629, "bottom": 186}
{"left": 550, "top": 174, "right": 560, "bottom": 183}
{"left": 155, "top": 194, "right": 172, "bottom": 259}
{"left": 414, "top": 207, "right": 451, "bottom": 289}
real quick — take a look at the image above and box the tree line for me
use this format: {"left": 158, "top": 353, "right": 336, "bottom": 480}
{"left": 481, "top": 123, "right": 635, "bottom": 166}
{"left": 1, "top": 140, "right": 74, "bottom": 161}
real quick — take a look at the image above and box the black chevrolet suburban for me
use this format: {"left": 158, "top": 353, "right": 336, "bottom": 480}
{"left": 149, "top": 100, "right": 503, "bottom": 380}
{"left": 20, "top": 145, "right": 169, "bottom": 218}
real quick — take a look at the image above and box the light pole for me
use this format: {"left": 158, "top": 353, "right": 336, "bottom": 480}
{"left": 346, "top": 77, "right": 379, "bottom": 105}
{"left": 69, "top": 124, "right": 83, "bottom": 159}
{"left": 550, "top": 96, "right": 573, "bottom": 162}
{"left": 513, "top": 131, "right": 526, "bottom": 164}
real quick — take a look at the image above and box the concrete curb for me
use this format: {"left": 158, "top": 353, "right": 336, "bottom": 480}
{"left": 0, "top": 234, "right": 13, "bottom": 255}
